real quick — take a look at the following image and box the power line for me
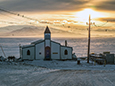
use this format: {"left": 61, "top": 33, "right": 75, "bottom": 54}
{"left": 0, "top": 8, "right": 40, "bottom": 23}
{"left": 0, "top": 7, "right": 54, "bottom": 26}
{"left": 94, "top": 21, "right": 108, "bottom": 27}
{"left": 0, "top": 11, "right": 39, "bottom": 25}
{"left": 0, "top": 7, "right": 112, "bottom": 28}
{"left": 0, "top": 11, "right": 26, "bottom": 22}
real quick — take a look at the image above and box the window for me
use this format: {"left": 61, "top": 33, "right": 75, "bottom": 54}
{"left": 27, "top": 50, "right": 30, "bottom": 55}
{"left": 64, "top": 50, "right": 68, "bottom": 55}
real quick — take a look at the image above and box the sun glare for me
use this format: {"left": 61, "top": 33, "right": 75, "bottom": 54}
{"left": 74, "top": 8, "right": 105, "bottom": 23}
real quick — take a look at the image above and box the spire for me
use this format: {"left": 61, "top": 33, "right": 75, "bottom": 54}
{"left": 44, "top": 26, "right": 51, "bottom": 33}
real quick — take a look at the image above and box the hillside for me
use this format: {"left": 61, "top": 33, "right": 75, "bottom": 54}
{"left": 0, "top": 25, "right": 77, "bottom": 37}
{"left": 0, "top": 25, "right": 115, "bottom": 37}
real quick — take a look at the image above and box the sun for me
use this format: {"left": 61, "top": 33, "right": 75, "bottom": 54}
{"left": 74, "top": 8, "right": 104, "bottom": 23}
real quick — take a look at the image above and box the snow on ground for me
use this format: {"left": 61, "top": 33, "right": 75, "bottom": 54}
{"left": 0, "top": 59, "right": 115, "bottom": 86}
{"left": 24, "top": 59, "right": 115, "bottom": 70}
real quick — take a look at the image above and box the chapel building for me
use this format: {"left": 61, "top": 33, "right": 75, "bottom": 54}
{"left": 21, "top": 26, "right": 73, "bottom": 60}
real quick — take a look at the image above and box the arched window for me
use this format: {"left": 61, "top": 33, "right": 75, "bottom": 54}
{"left": 64, "top": 49, "right": 68, "bottom": 55}
{"left": 27, "top": 50, "right": 30, "bottom": 55}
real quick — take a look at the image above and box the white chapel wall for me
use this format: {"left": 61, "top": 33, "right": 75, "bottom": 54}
{"left": 22, "top": 47, "right": 34, "bottom": 60}
{"left": 45, "top": 40, "right": 50, "bottom": 47}
{"left": 35, "top": 42, "right": 45, "bottom": 59}
{"left": 61, "top": 47, "right": 72, "bottom": 60}
{"left": 51, "top": 42, "right": 60, "bottom": 59}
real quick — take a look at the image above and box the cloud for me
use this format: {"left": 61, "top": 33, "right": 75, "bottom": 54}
{"left": 93, "top": 0, "right": 115, "bottom": 11}
{"left": 0, "top": 0, "right": 114, "bottom": 12}
{"left": 0, "top": 0, "right": 89, "bottom": 12}
{"left": 96, "top": 17, "right": 115, "bottom": 22}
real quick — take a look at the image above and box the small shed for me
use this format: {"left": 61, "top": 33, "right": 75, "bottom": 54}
{"left": 105, "top": 54, "right": 114, "bottom": 64}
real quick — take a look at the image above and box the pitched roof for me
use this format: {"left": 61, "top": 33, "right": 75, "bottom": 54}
{"left": 22, "top": 44, "right": 34, "bottom": 49}
{"left": 44, "top": 26, "right": 51, "bottom": 33}
{"left": 61, "top": 45, "right": 73, "bottom": 49}
{"left": 51, "top": 40, "right": 61, "bottom": 45}
{"left": 31, "top": 39, "right": 44, "bottom": 44}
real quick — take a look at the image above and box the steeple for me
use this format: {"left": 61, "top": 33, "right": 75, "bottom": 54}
{"left": 44, "top": 26, "right": 51, "bottom": 33}
{"left": 44, "top": 26, "right": 51, "bottom": 40}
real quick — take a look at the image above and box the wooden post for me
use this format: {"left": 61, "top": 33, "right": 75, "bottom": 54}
{"left": 87, "top": 15, "right": 91, "bottom": 63}
{"left": 104, "top": 60, "right": 106, "bottom": 67}
{"left": 0, "top": 46, "right": 6, "bottom": 58}
{"left": 94, "top": 60, "right": 96, "bottom": 66}
{"left": 19, "top": 44, "right": 21, "bottom": 58}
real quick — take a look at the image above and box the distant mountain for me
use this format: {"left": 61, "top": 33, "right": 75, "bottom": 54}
{"left": 7, "top": 26, "right": 43, "bottom": 36}
{"left": 0, "top": 25, "right": 114, "bottom": 37}
{"left": 0, "top": 25, "right": 30, "bottom": 35}
{"left": 0, "top": 25, "right": 77, "bottom": 37}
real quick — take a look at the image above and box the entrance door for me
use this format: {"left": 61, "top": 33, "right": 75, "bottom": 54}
{"left": 45, "top": 47, "right": 51, "bottom": 60}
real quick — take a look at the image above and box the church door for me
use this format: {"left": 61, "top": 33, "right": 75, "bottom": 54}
{"left": 45, "top": 47, "right": 51, "bottom": 60}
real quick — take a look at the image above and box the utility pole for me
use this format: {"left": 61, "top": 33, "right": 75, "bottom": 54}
{"left": 87, "top": 15, "right": 91, "bottom": 63}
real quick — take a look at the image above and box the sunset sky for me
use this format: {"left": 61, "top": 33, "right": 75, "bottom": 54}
{"left": 0, "top": 0, "right": 115, "bottom": 37}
